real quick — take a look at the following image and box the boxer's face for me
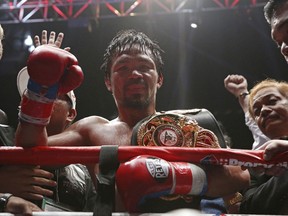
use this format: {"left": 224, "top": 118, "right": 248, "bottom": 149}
{"left": 251, "top": 87, "right": 288, "bottom": 139}
{"left": 106, "top": 48, "right": 163, "bottom": 109}
{"left": 271, "top": 2, "right": 288, "bottom": 63}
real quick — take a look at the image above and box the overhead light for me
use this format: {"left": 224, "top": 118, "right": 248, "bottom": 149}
{"left": 190, "top": 22, "right": 198, "bottom": 28}
{"left": 24, "top": 35, "right": 33, "bottom": 46}
{"left": 189, "top": 14, "right": 201, "bottom": 29}
{"left": 24, "top": 34, "right": 35, "bottom": 52}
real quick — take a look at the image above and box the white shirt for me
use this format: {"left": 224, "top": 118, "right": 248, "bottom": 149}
{"left": 245, "top": 112, "right": 269, "bottom": 150}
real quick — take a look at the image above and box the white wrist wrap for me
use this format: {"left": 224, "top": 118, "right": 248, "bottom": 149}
{"left": 189, "top": 164, "right": 207, "bottom": 195}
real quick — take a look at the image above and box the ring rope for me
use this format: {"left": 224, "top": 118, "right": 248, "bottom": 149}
{"left": 0, "top": 146, "right": 287, "bottom": 168}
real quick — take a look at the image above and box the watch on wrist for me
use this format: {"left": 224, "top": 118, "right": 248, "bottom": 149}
{"left": 0, "top": 193, "right": 13, "bottom": 212}
{"left": 238, "top": 91, "right": 249, "bottom": 99}
{"left": 224, "top": 192, "right": 243, "bottom": 209}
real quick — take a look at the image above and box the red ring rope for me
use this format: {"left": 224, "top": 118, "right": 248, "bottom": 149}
{"left": 0, "top": 146, "right": 287, "bottom": 168}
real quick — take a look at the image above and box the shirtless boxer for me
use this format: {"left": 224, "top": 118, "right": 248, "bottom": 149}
{"left": 15, "top": 29, "right": 250, "bottom": 213}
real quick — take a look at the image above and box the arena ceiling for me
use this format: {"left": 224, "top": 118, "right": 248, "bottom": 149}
{"left": 0, "top": 0, "right": 268, "bottom": 24}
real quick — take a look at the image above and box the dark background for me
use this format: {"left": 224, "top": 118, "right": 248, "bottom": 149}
{"left": 1, "top": 6, "right": 288, "bottom": 149}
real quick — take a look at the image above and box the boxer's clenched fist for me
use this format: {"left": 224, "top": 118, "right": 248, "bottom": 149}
{"left": 27, "top": 45, "right": 83, "bottom": 95}
{"left": 116, "top": 155, "right": 207, "bottom": 212}
{"left": 19, "top": 45, "right": 83, "bottom": 126}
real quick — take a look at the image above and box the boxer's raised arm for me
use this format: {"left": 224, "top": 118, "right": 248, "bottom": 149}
{"left": 16, "top": 45, "right": 83, "bottom": 147}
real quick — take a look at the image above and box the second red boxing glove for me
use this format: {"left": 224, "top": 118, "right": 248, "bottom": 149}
{"left": 116, "top": 155, "right": 207, "bottom": 212}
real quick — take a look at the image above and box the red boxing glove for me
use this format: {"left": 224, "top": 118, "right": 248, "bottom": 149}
{"left": 27, "top": 45, "right": 83, "bottom": 95}
{"left": 116, "top": 155, "right": 207, "bottom": 212}
{"left": 19, "top": 45, "right": 84, "bottom": 125}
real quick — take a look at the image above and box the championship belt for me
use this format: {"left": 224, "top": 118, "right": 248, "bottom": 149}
{"left": 131, "top": 112, "right": 221, "bottom": 203}
{"left": 132, "top": 112, "right": 220, "bottom": 148}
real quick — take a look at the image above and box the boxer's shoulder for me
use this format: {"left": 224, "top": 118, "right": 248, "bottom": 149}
{"left": 71, "top": 116, "right": 110, "bottom": 130}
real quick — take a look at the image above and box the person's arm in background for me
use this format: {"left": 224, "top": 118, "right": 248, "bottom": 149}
{"left": 224, "top": 74, "right": 269, "bottom": 149}
{"left": 0, "top": 165, "right": 56, "bottom": 201}
{"left": 263, "top": 140, "right": 288, "bottom": 160}
{"left": 0, "top": 193, "right": 41, "bottom": 215}
{"left": 34, "top": 30, "right": 70, "bottom": 52}
{"left": 255, "top": 139, "right": 288, "bottom": 176}
{"left": 224, "top": 74, "right": 249, "bottom": 112}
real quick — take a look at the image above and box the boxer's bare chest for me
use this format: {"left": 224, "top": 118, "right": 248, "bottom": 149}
{"left": 90, "top": 121, "right": 133, "bottom": 147}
